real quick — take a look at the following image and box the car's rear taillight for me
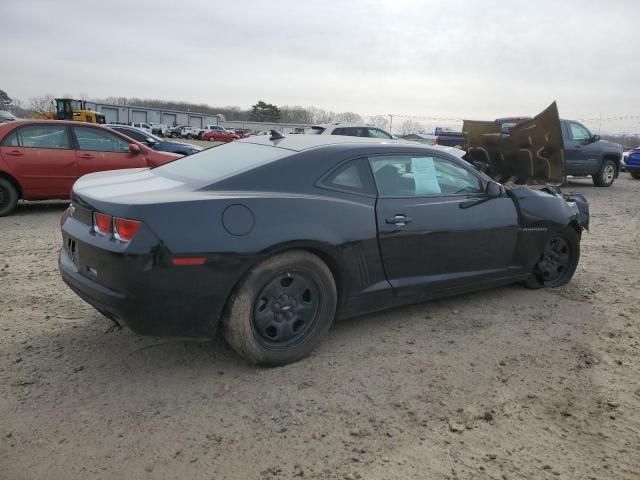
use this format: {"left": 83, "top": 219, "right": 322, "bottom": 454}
{"left": 114, "top": 217, "right": 141, "bottom": 241}
{"left": 93, "top": 212, "right": 113, "bottom": 235}
{"left": 434, "top": 136, "right": 440, "bottom": 145}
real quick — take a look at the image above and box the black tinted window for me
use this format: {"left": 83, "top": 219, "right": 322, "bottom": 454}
{"left": 321, "top": 159, "right": 374, "bottom": 195}
{"left": 114, "top": 128, "right": 146, "bottom": 142}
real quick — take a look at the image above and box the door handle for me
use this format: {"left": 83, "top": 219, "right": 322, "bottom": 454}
{"left": 386, "top": 214, "right": 412, "bottom": 225}
{"left": 6, "top": 150, "right": 24, "bottom": 156}
{"left": 79, "top": 154, "right": 94, "bottom": 159}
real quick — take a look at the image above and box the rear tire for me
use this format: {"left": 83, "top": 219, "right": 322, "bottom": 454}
{"left": 521, "top": 226, "right": 580, "bottom": 289}
{"left": 0, "top": 178, "right": 18, "bottom": 217}
{"left": 222, "top": 250, "right": 337, "bottom": 366}
{"left": 592, "top": 159, "right": 617, "bottom": 187}
{"left": 630, "top": 171, "right": 640, "bottom": 179}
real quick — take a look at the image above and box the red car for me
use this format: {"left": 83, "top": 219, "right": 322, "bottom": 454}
{"left": 202, "top": 129, "right": 240, "bottom": 143}
{"left": 0, "top": 120, "right": 180, "bottom": 216}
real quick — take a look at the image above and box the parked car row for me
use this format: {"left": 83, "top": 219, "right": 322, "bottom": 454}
{"left": 105, "top": 124, "right": 203, "bottom": 156}
{"left": 163, "top": 124, "right": 244, "bottom": 142}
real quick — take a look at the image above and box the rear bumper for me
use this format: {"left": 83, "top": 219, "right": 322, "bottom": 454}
{"left": 59, "top": 248, "right": 219, "bottom": 338}
{"left": 58, "top": 238, "right": 252, "bottom": 338}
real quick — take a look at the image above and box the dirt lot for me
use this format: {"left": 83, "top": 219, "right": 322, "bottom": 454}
{"left": 1, "top": 176, "right": 639, "bottom": 480}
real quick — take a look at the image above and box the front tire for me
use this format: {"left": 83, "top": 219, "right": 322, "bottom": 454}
{"left": 592, "top": 159, "right": 617, "bottom": 187}
{"left": 222, "top": 251, "right": 337, "bottom": 366}
{"left": 522, "top": 226, "right": 580, "bottom": 289}
{"left": 0, "top": 178, "right": 18, "bottom": 217}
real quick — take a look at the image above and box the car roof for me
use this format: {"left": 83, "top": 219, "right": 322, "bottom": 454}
{"left": 239, "top": 133, "right": 422, "bottom": 152}
{"left": 3, "top": 119, "right": 109, "bottom": 127}
{"left": 311, "top": 123, "right": 379, "bottom": 128}
{"left": 0, "top": 119, "right": 118, "bottom": 137}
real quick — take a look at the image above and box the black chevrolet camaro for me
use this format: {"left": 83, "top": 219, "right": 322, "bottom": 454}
{"left": 59, "top": 134, "right": 589, "bottom": 365}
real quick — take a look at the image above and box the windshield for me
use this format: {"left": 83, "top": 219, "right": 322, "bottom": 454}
{"left": 153, "top": 142, "right": 291, "bottom": 184}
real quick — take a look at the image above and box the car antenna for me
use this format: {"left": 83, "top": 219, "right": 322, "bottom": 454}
{"left": 269, "top": 129, "right": 285, "bottom": 142}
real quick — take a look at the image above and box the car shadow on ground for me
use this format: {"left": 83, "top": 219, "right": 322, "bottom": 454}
{"left": 17, "top": 283, "right": 534, "bottom": 382}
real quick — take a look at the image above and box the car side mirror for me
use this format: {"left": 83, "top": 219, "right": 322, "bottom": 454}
{"left": 486, "top": 181, "right": 503, "bottom": 198}
{"left": 128, "top": 143, "right": 141, "bottom": 154}
{"left": 590, "top": 134, "right": 600, "bottom": 143}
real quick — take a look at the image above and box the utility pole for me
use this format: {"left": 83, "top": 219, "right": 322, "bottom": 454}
{"left": 388, "top": 114, "right": 394, "bottom": 134}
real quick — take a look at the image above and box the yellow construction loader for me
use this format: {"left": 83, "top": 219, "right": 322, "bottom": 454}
{"left": 33, "top": 98, "right": 105, "bottom": 124}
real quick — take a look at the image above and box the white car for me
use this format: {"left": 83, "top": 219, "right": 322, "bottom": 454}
{"left": 307, "top": 123, "right": 393, "bottom": 139}
{"left": 130, "top": 122, "right": 152, "bottom": 133}
{"left": 180, "top": 126, "right": 203, "bottom": 139}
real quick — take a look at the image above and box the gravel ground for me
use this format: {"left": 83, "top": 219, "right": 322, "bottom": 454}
{"left": 1, "top": 176, "right": 639, "bottom": 480}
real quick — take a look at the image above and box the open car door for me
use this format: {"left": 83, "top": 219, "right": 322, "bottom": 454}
{"left": 463, "top": 102, "right": 565, "bottom": 184}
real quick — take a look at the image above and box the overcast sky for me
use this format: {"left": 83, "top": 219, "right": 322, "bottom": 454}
{"left": 1, "top": 0, "right": 639, "bottom": 132}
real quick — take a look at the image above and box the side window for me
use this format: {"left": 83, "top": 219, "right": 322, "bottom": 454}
{"left": 16, "top": 125, "right": 70, "bottom": 149}
{"left": 369, "top": 155, "right": 483, "bottom": 197}
{"left": 569, "top": 123, "right": 590, "bottom": 142}
{"left": 1, "top": 130, "right": 20, "bottom": 147}
{"left": 332, "top": 128, "right": 348, "bottom": 136}
{"left": 321, "top": 159, "right": 373, "bottom": 195}
{"left": 115, "top": 128, "right": 146, "bottom": 142}
{"left": 367, "top": 128, "right": 392, "bottom": 139}
{"left": 73, "top": 127, "right": 130, "bottom": 152}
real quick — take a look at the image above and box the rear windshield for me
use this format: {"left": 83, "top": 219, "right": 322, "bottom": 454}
{"left": 153, "top": 142, "right": 291, "bottom": 184}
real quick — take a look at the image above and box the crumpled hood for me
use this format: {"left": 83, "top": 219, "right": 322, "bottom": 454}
{"left": 463, "top": 102, "right": 565, "bottom": 184}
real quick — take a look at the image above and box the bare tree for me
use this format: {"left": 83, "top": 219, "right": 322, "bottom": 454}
{"left": 399, "top": 119, "right": 424, "bottom": 136}
{"left": 29, "top": 94, "right": 55, "bottom": 114}
{"left": 302, "top": 107, "right": 331, "bottom": 124}
{"left": 280, "top": 105, "right": 313, "bottom": 123}
{"left": 335, "top": 111, "right": 363, "bottom": 123}
{"left": 367, "top": 115, "right": 389, "bottom": 130}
